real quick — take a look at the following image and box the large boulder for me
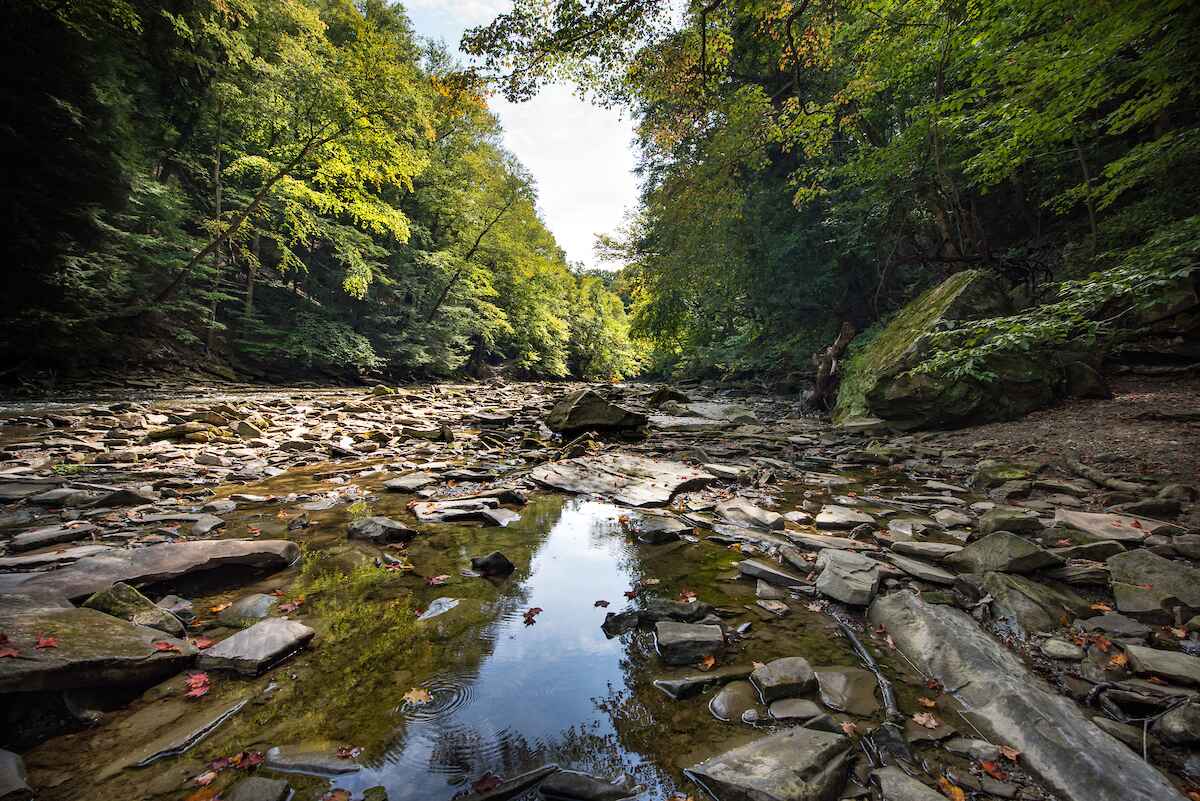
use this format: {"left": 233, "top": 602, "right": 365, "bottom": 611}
{"left": 545, "top": 389, "right": 647, "bottom": 435}
{"left": 1107, "top": 550, "right": 1200, "bottom": 621}
{"left": 943, "top": 532, "right": 1062, "bottom": 575}
{"left": 685, "top": 728, "right": 851, "bottom": 801}
{"left": 82, "top": 582, "right": 185, "bottom": 636}
{"left": 833, "top": 270, "right": 1067, "bottom": 429}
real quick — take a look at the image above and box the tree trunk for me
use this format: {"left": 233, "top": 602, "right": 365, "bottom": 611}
{"left": 805, "top": 321, "right": 857, "bottom": 411}
{"left": 205, "top": 100, "right": 223, "bottom": 355}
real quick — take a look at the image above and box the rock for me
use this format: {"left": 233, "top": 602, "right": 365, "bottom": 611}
{"left": 1107, "top": 550, "right": 1200, "bottom": 620}
{"left": 0, "top": 604, "right": 194, "bottom": 692}
{"left": 814, "top": 667, "right": 879, "bottom": 716}
{"left": 236, "top": 420, "right": 264, "bottom": 439}
{"left": 932, "top": 508, "right": 972, "bottom": 528}
{"left": 978, "top": 507, "right": 1043, "bottom": 536}
{"left": 133, "top": 512, "right": 226, "bottom": 535}
{"left": 417, "top": 597, "right": 460, "bottom": 621}
{"left": 815, "top": 551, "right": 880, "bottom": 605}
{"left": 870, "top": 766, "right": 944, "bottom": 801}
{"left": 197, "top": 618, "right": 314, "bottom": 676}
{"left": 944, "top": 738, "right": 1001, "bottom": 762}
{"left": 1115, "top": 498, "right": 1181, "bottom": 518}
{"left": 0, "top": 545, "right": 114, "bottom": 572}
{"left": 410, "top": 498, "right": 497, "bottom": 523}
{"left": 480, "top": 507, "right": 521, "bottom": 527}
{"left": 640, "top": 598, "right": 713, "bottom": 623}
{"left": 1052, "top": 541, "right": 1126, "bottom": 561}
{"left": 1042, "top": 638, "right": 1085, "bottom": 660}
{"left": 653, "top": 665, "right": 753, "bottom": 699}
{"left": 784, "top": 510, "right": 813, "bottom": 526}
{"left": 685, "top": 727, "right": 851, "bottom": 801}
{"left": 538, "top": 769, "right": 634, "bottom": 801}
{"left": 815, "top": 505, "right": 875, "bottom": 530}
{"left": 768, "top": 698, "right": 823, "bottom": 722}
{"left": 653, "top": 621, "right": 723, "bottom": 666}
{"left": 717, "top": 498, "right": 784, "bottom": 531}
{"left": 9, "top": 522, "right": 99, "bottom": 552}
{"left": 224, "top": 776, "right": 291, "bottom": 801}
{"left": 217, "top": 593, "right": 277, "bottom": 627}
{"left": 890, "top": 541, "right": 962, "bottom": 561}
{"left": 709, "top": 680, "right": 762, "bottom": 723}
{"left": 1124, "top": 645, "right": 1200, "bottom": 686}
{"left": 347, "top": 516, "right": 417, "bottom": 544}
{"left": 384, "top": 472, "right": 438, "bottom": 492}
{"left": 751, "top": 657, "right": 816, "bottom": 702}
{"left": 1173, "top": 534, "right": 1200, "bottom": 560}
{"left": 1153, "top": 702, "right": 1200, "bottom": 745}
{"left": 1081, "top": 612, "right": 1152, "bottom": 640}
{"left": 785, "top": 532, "right": 880, "bottom": 553}
{"left": 82, "top": 582, "right": 185, "bottom": 636}
{"left": 1, "top": 539, "right": 299, "bottom": 601}
{"left": 264, "top": 743, "right": 360, "bottom": 775}
{"left": 738, "top": 558, "right": 806, "bottom": 589}
{"left": 470, "top": 551, "right": 515, "bottom": 576}
{"left": 943, "top": 532, "right": 1062, "bottom": 574}
{"left": 529, "top": 454, "right": 714, "bottom": 507}
{"left": 116, "top": 698, "right": 250, "bottom": 772}
{"left": 1055, "top": 509, "right": 1162, "bottom": 543}
{"left": 757, "top": 580, "right": 787, "bottom": 600}
{"left": 633, "top": 511, "right": 692, "bottom": 544}
{"left": 887, "top": 554, "right": 955, "bottom": 585}
{"left": 1159, "top": 484, "right": 1200, "bottom": 502}
{"left": 868, "top": 591, "right": 1186, "bottom": 801}
{"left": 148, "top": 421, "right": 211, "bottom": 441}
{"left": 545, "top": 389, "right": 647, "bottom": 435}
{"left": 981, "top": 572, "right": 1091, "bottom": 637}
{"left": 0, "top": 750, "right": 31, "bottom": 801}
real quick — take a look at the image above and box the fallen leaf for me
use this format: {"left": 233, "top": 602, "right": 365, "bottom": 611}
{"left": 1186, "top": 790, "right": 1200, "bottom": 801}
{"left": 425, "top": 575, "right": 450, "bottom": 587}
{"left": 696, "top": 655, "right": 717, "bottom": 671}
{"left": 1092, "top": 634, "right": 1113, "bottom": 653}
{"left": 806, "top": 603, "right": 823, "bottom": 613}
{"left": 35, "top": 634, "right": 58, "bottom": 650}
{"left": 678, "top": 589, "right": 698, "bottom": 603}
{"left": 193, "top": 770, "right": 218, "bottom": 787}
{"left": 937, "top": 776, "right": 966, "bottom": 801}
{"left": 1089, "top": 602, "right": 1114, "bottom": 613}
{"left": 192, "top": 637, "right": 215, "bottom": 649}
{"left": 0, "top": 647, "right": 17, "bottom": 659}
{"left": 1055, "top": 538, "right": 1072, "bottom": 546}
{"left": 277, "top": 596, "right": 305, "bottom": 613}
{"left": 981, "top": 760, "right": 1008, "bottom": 780}
{"left": 623, "top": 589, "right": 639, "bottom": 599}
{"left": 321, "top": 791, "right": 351, "bottom": 801}
{"left": 752, "top": 661, "right": 767, "bottom": 671}
{"left": 402, "top": 687, "right": 433, "bottom": 706}
{"left": 1171, "top": 626, "right": 1188, "bottom": 639}
{"left": 641, "top": 578, "right": 660, "bottom": 587}
{"left": 471, "top": 773, "right": 504, "bottom": 794}
{"left": 840, "top": 721, "right": 859, "bottom": 736}
{"left": 925, "top": 678, "right": 944, "bottom": 692}
{"left": 1147, "top": 675, "right": 1168, "bottom": 685}
{"left": 594, "top": 600, "right": 609, "bottom": 608}
{"left": 1134, "top": 583, "right": 1153, "bottom": 590}
{"left": 241, "top": 751, "right": 264, "bottom": 767}
{"left": 185, "top": 672, "right": 211, "bottom": 699}
{"left": 917, "top": 697, "right": 937, "bottom": 708}
{"left": 998, "top": 745, "right": 1021, "bottom": 762}
{"left": 522, "top": 607, "right": 543, "bottom": 626}
{"left": 153, "top": 641, "right": 181, "bottom": 653}
{"left": 1106, "top": 652, "right": 1129, "bottom": 669}
{"left": 1131, "top": 519, "right": 1144, "bottom": 530}
{"left": 209, "top": 603, "right": 231, "bottom": 614}
{"left": 247, "top": 526, "right": 262, "bottom": 536}
{"left": 912, "top": 711, "right": 941, "bottom": 729}
{"left": 335, "top": 746, "right": 362, "bottom": 760}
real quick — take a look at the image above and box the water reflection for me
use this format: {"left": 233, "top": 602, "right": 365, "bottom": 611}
{"left": 339, "top": 500, "right": 671, "bottom": 800}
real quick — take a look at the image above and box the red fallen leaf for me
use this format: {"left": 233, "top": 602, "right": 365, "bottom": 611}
{"left": 321, "top": 791, "right": 351, "bottom": 801}
{"left": 471, "top": 772, "right": 504, "bottom": 794}
{"left": 678, "top": 589, "right": 698, "bottom": 603}
{"left": 192, "top": 637, "right": 215, "bottom": 649}
{"left": 186, "top": 685, "right": 210, "bottom": 698}
{"left": 277, "top": 596, "right": 305, "bottom": 613}
{"left": 209, "top": 756, "right": 231, "bottom": 772}
{"left": 1055, "top": 538, "right": 1072, "bottom": 546}
{"left": 193, "top": 770, "right": 218, "bottom": 787}
{"left": 0, "top": 647, "right": 18, "bottom": 658}
{"left": 522, "top": 607, "right": 543, "bottom": 626}
{"left": 247, "top": 526, "right": 262, "bottom": 536}
{"left": 594, "top": 600, "right": 610, "bottom": 608}
{"left": 35, "top": 634, "right": 58, "bottom": 649}
{"left": 185, "top": 672, "right": 211, "bottom": 698}
{"left": 425, "top": 575, "right": 451, "bottom": 587}
{"left": 335, "top": 746, "right": 362, "bottom": 760}
{"left": 270, "top": 589, "right": 285, "bottom": 597}
{"left": 241, "top": 750, "right": 264, "bottom": 767}
{"left": 981, "top": 760, "right": 1008, "bottom": 780}
{"left": 696, "top": 655, "right": 717, "bottom": 671}
{"left": 1131, "top": 519, "right": 1144, "bottom": 529}
{"left": 153, "top": 641, "right": 181, "bottom": 653}
{"left": 623, "top": 588, "right": 639, "bottom": 600}
{"left": 1134, "top": 583, "right": 1153, "bottom": 590}
{"left": 1091, "top": 633, "right": 1113, "bottom": 652}
{"left": 840, "top": 721, "right": 859, "bottom": 736}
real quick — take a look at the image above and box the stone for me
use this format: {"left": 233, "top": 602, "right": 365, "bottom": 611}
{"left": 970, "top": 460, "right": 1038, "bottom": 490}
{"left": 709, "top": 680, "right": 762, "bottom": 723}
{"left": 751, "top": 657, "right": 816, "bottom": 702}
{"left": 887, "top": 554, "right": 955, "bottom": 585}
{"left": 0, "top": 749, "right": 31, "bottom": 801}
{"left": 814, "top": 505, "right": 875, "bottom": 530}
{"left": 870, "top": 767, "right": 944, "bottom": 801}
{"left": 471, "top": 551, "right": 515, "bottom": 576}
{"left": 545, "top": 389, "right": 647, "bottom": 435}
{"left": 814, "top": 667, "right": 879, "bottom": 716}
{"left": 1153, "top": 702, "right": 1200, "bottom": 745}
{"left": 632, "top": 510, "right": 692, "bottom": 544}
{"left": 383, "top": 472, "right": 438, "bottom": 492}
{"left": 890, "top": 541, "right": 962, "bottom": 561}
{"left": 224, "top": 776, "right": 291, "bottom": 801}
{"left": 717, "top": 498, "right": 785, "bottom": 530}
{"left": 1051, "top": 541, "right": 1125, "bottom": 561}
{"left": 944, "top": 738, "right": 1001, "bottom": 762}
{"left": 686, "top": 727, "right": 851, "bottom": 801}
{"left": 347, "top": 516, "right": 417, "bottom": 544}
{"left": 1107, "top": 550, "right": 1200, "bottom": 620}
{"left": 978, "top": 508, "right": 1043, "bottom": 536}
{"left": 480, "top": 507, "right": 521, "bottom": 527}
{"left": 538, "top": 769, "right": 634, "bottom": 801}
{"left": 197, "top": 618, "right": 314, "bottom": 676}
{"left": 785, "top": 532, "right": 880, "bottom": 553}
{"left": 264, "top": 743, "right": 360, "bottom": 775}
{"left": 943, "top": 532, "right": 1062, "bottom": 574}
{"left": 981, "top": 572, "right": 1091, "bottom": 637}
{"left": 0, "top": 605, "right": 194, "bottom": 692}
{"left": 768, "top": 698, "right": 822, "bottom": 722}
{"left": 82, "top": 582, "right": 185, "bottom": 636}
{"left": 815, "top": 551, "right": 880, "bottom": 605}
{"left": 1124, "top": 645, "right": 1200, "bottom": 686}
{"left": 1055, "top": 509, "right": 1162, "bottom": 543}
{"left": 757, "top": 580, "right": 787, "bottom": 600}
{"left": 652, "top": 665, "right": 753, "bottom": 700}
{"left": 932, "top": 509, "right": 972, "bottom": 528}
{"left": 529, "top": 454, "right": 714, "bottom": 507}
{"left": 1116, "top": 498, "right": 1181, "bottom": 518}
{"left": 217, "top": 593, "right": 277, "bottom": 627}
{"left": 236, "top": 420, "right": 264, "bottom": 439}
{"left": 1, "top": 539, "right": 299, "bottom": 601}
{"left": 868, "top": 591, "right": 1186, "bottom": 801}
{"left": 653, "top": 621, "right": 723, "bottom": 666}
{"left": 640, "top": 598, "right": 713, "bottom": 623}
{"left": 8, "top": 522, "right": 99, "bottom": 552}
{"left": 737, "top": 558, "right": 806, "bottom": 589}
{"left": 0, "top": 545, "right": 114, "bottom": 573}
{"left": 417, "top": 598, "right": 460, "bottom": 621}
{"left": 1042, "top": 638, "right": 1085, "bottom": 660}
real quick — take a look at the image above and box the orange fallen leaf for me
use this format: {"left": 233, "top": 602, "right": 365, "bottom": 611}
{"left": 192, "top": 637, "right": 215, "bottom": 649}
{"left": 981, "top": 760, "right": 1008, "bottom": 780}
{"left": 937, "top": 777, "right": 966, "bottom": 801}
{"left": 1089, "top": 602, "right": 1113, "bottom": 613}
{"left": 752, "top": 661, "right": 767, "bottom": 671}
{"left": 917, "top": 697, "right": 937, "bottom": 708}
{"left": 522, "top": 607, "right": 543, "bottom": 626}
{"left": 912, "top": 712, "right": 942, "bottom": 729}
{"left": 1092, "top": 634, "right": 1113, "bottom": 653}
{"left": 1106, "top": 652, "right": 1129, "bottom": 669}
{"left": 697, "top": 655, "right": 717, "bottom": 671}
{"left": 193, "top": 770, "right": 218, "bottom": 787}
{"left": 153, "top": 641, "right": 181, "bottom": 653}
{"left": 840, "top": 721, "right": 859, "bottom": 736}
{"left": 1171, "top": 627, "right": 1188, "bottom": 639}
{"left": 209, "top": 603, "right": 231, "bottom": 614}
{"left": 402, "top": 687, "right": 433, "bottom": 705}
{"left": 35, "top": 634, "right": 58, "bottom": 650}
{"left": 998, "top": 745, "right": 1021, "bottom": 762}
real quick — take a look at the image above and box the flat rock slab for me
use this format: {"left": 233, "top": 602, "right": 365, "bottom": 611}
{"left": 870, "top": 767, "right": 943, "bottom": 801}
{"left": 717, "top": 498, "right": 784, "bottom": 531}
{"left": 0, "top": 605, "right": 195, "bottom": 692}
{"left": 197, "top": 618, "right": 314, "bottom": 676}
{"left": 738, "top": 558, "right": 806, "bottom": 589}
{"left": 943, "top": 532, "right": 1062, "bottom": 574}
{"left": 529, "top": 454, "right": 714, "bottom": 507}
{"left": 869, "top": 591, "right": 1186, "bottom": 801}
{"left": 981, "top": 572, "right": 1090, "bottom": 637}
{"left": 654, "top": 621, "right": 723, "bottom": 666}
{"left": 709, "top": 680, "right": 762, "bottom": 723}
{"left": 887, "top": 554, "right": 955, "bottom": 585}
{"left": 815, "top": 667, "right": 880, "bottom": 716}
{"left": 9, "top": 522, "right": 99, "bottom": 552}
{"left": 686, "top": 727, "right": 851, "bottom": 801}
{"left": 785, "top": 532, "right": 879, "bottom": 553}
{"left": 0, "top": 749, "right": 31, "bottom": 801}
{"left": 1125, "top": 645, "right": 1200, "bottom": 686}
{"left": 225, "top": 776, "right": 291, "bottom": 801}
{"left": 1106, "top": 549, "right": 1200, "bottom": 620}
{"left": 545, "top": 389, "right": 647, "bottom": 434}
{"left": 3, "top": 539, "right": 299, "bottom": 601}
{"left": 264, "top": 743, "right": 360, "bottom": 775}
{"left": 539, "top": 769, "right": 635, "bottom": 801}
{"left": 815, "top": 505, "right": 875, "bottom": 530}
{"left": 0, "top": 545, "right": 114, "bottom": 573}
{"left": 815, "top": 551, "right": 880, "bottom": 605}
{"left": 383, "top": 472, "right": 439, "bottom": 492}
{"left": 653, "top": 665, "right": 753, "bottom": 700}
{"left": 751, "top": 657, "right": 816, "bottom": 702}
{"left": 1055, "top": 509, "right": 1163, "bottom": 542}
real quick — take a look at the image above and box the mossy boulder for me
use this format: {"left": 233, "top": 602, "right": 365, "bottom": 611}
{"left": 834, "top": 270, "right": 1063, "bottom": 429}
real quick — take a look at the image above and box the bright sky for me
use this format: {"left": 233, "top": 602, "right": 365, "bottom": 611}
{"left": 404, "top": 1, "right": 639, "bottom": 270}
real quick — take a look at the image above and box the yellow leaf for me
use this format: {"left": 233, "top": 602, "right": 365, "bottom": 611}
{"left": 937, "top": 777, "right": 966, "bottom": 801}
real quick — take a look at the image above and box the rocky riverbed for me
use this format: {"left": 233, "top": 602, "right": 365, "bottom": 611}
{"left": 1, "top": 380, "right": 1199, "bottom": 801}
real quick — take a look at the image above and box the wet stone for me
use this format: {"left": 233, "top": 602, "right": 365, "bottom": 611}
{"left": 264, "top": 743, "right": 360, "bottom": 775}
{"left": 347, "top": 516, "right": 417, "bottom": 544}
{"left": 82, "top": 582, "right": 185, "bottom": 637}
{"left": 890, "top": 541, "right": 962, "bottom": 561}
{"left": 738, "top": 558, "right": 806, "bottom": 589}
{"left": 709, "top": 680, "right": 762, "bottom": 723}
{"left": 537, "top": 769, "right": 635, "bottom": 801}
{"left": 417, "top": 597, "right": 459, "bottom": 621}
{"left": 224, "top": 776, "right": 291, "bottom": 801}
{"left": 529, "top": 454, "right": 714, "bottom": 507}
{"left": 815, "top": 505, "right": 875, "bottom": 530}
{"left": 717, "top": 498, "right": 784, "bottom": 531}
{"left": 479, "top": 507, "right": 521, "bottom": 527}
{"left": 1153, "top": 702, "right": 1200, "bottom": 745}
{"left": 945, "top": 737, "right": 1001, "bottom": 762}
{"left": 871, "top": 767, "right": 943, "bottom": 801}
{"left": 1124, "top": 645, "right": 1200, "bottom": 686}
{"left": 197, "top": 618, "right": 314, "bottom": 676}
{"left": 384, "top": 472, "right": 438, "bottom": 492}
{"left": 768, "top": 698, "right": 822, "bottom": 722}
{"left": 0, "top": 749, "right": 31, "bottom": 801}
{"left": 652, "top": 665, "right": 753, "bottom": 699}
{"left": 751, "top": 657, "right": 816, "bottom": 702}
{"left": 815, "top": 550, "right": 880, "bottom": 606}
{"left": 9, "top": 522, "right": 99, "bottom": 552}
{"left": 815, "top": 667, "right": 879, "bottom": 716}
{"left": 887, "top": 554, "right": 955, "bottom": 585}
{"left": 654, "top": 621, "right": 723, "bottom": 666}
{"left": 1042, "top": 638, "right": 1085, "bottom": 660}
{"left": 943, "top": 532, "right": 1063, "bottom": 574}
{"left": 470, "top": 551, "right": 515, "bottom": 576}
{"left": 217, "top": 593, "right": 277, "bottom": 626}
{"left": 1081, "top": 612, "right": 1151, "bottom": 640}
{"left": 686, "top": 727, "right": 851, "bottom": 801}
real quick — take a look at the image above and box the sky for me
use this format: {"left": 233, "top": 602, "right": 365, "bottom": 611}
{"left": 403, "top": 1, "right": 639, "bottom": 270}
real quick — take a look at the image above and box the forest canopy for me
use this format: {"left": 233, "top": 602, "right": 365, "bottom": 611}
{"left": 0, "top": 0, "right": 643, "bottom": 382}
